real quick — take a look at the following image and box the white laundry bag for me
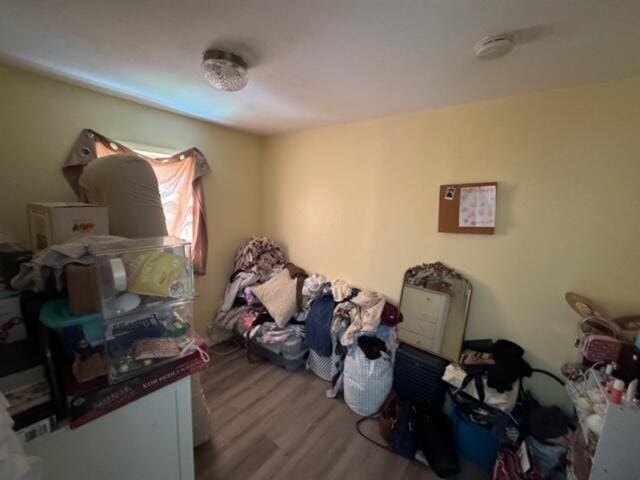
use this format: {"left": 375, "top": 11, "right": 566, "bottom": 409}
{"left": 343, "top": 344, "right": 393, "bottom": 416}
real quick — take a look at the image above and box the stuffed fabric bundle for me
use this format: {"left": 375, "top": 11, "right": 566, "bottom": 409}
{"left": 343, "top": 339, "right": 393, "bottom": 416}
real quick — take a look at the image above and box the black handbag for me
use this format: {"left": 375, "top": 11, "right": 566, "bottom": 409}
{"left": 356, "top": 391, "right": 417, "bottom": 460}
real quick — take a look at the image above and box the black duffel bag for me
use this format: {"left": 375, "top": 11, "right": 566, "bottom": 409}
{"left": 408, "top": 400, "right": 460, "bottom": 478}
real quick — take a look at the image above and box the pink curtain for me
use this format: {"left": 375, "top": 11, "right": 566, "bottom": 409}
{"left": 63, "top": 129, "right": 211, "bottom": 275}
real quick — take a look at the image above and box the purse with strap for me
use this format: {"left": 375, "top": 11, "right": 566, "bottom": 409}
{"left": 356, "top": 391, "right": 399, "bottom": 450}
{"left": 378, "top": 391, "right": 398, "bottom": 444}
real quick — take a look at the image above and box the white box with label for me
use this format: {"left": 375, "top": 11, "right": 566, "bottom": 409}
{"left": 27, "top": 202, "right": 109, "bottom": 251}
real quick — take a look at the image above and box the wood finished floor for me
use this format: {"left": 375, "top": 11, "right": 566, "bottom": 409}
{"left": 195, "top": 343, "right": 491, "bottom": 480}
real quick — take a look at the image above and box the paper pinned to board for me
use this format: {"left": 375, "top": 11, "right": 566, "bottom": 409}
{"left": 459, "top": 185, "right": 496, "bottom": 227}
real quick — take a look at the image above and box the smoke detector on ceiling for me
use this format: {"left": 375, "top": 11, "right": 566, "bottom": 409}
{"left": 201, "top": 49, "right": 248, "bottom": 92}
{"left": 474, "top": 33, "right": 514, "bottom": 60}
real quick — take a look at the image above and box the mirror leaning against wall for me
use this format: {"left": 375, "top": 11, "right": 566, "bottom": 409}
{"left": 398, "top": 262, "right": 472, "bottom": 362}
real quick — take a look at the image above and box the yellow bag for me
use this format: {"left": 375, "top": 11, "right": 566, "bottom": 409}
{"left": 124, "top": 251, "right": 187, "bottom": 297}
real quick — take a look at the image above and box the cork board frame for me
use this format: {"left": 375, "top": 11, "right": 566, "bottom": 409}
{"left": 438, "top": 182, "right": 497, "bottom": 234}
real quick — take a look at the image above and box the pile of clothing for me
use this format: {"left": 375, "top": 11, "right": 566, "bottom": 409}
{"left": 214, "top": 236, "right": 286, "bottom": 328}
{"left": 214, "top": 236, "right": 309, "bottom": 359}
{"left": 213, "top": 236, "right": 404, "bottom": 416}
{"left": 317, "top": 283, "right": 403, "bottom": 416}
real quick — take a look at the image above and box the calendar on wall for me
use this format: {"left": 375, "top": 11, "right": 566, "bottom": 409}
{"left": 459, "top": 185, "right": 496, "bottom": 228}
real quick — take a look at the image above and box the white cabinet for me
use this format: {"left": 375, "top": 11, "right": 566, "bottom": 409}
{"left": 24, "top": 377, "right": 194, "bottom": 480}
{"left": 398, "top": 285, "right": 450, "bottom": 354}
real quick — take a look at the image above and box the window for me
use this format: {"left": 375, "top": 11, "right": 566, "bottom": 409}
{"left": 119, "top": 140, "right": 180, "bottom": 159}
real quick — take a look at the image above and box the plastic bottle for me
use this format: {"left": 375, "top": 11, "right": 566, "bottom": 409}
{"left": 610, "top": 378, "right": 625, "bottom": 405}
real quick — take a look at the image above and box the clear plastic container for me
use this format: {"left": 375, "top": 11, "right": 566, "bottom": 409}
{"left": 281, "top": 336, "right": 305, "bottom": 358}
{"left": 93, "top": 237, "right": 195, "bottom": 321}
{"left": 103, "top": 301, "right": 195, "bottom": 383}
{"left": 89, "top": 237, "right": 197, "bottom": 384}
{"left": 256, "top": 339, "right": 282, "bottom": 355}
{"left": 250, "top": 340, "right": 308, "bottom": 371}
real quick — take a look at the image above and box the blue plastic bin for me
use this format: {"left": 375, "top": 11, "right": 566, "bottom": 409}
{"left": 453, "top": 408, "right": 499, "bottom": 470}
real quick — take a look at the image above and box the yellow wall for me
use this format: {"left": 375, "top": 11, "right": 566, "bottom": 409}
{"left": 263, "top": 79, "right": 640, "bottom": 402}
{"left": 0, "top": 64, "right": 264, "bottom": 336}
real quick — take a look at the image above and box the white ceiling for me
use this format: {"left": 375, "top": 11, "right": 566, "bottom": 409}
{"left": 1, "top": 0, "right": 639, "bottom": 134}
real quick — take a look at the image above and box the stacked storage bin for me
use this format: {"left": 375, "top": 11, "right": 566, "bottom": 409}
{"left": 92, "top": 237, "right": 197, "bottom": 384}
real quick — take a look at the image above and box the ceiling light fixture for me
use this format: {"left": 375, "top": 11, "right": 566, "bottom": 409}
{"left": 201, "top": 49, "right": 248, "bottom": 92}
{"left": 474, "top": 33, "right": 514, "bottom": 60}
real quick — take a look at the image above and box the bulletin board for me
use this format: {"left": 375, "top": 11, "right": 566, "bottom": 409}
{"left": 438, "top": 182, "right": 497, "bottom": 234}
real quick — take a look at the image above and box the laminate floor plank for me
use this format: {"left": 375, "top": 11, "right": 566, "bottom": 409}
{"left": 195, "top": 345, "right": 491, "bottom": 480}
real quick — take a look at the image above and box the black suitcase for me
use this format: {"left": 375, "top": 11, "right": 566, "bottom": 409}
{"left": 394, "top": 343, "right": 449, "bottom": 408}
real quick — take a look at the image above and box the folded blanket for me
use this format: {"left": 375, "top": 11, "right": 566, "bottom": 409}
{"left": 11, "top": 235, "right": 124, "bottom": 292}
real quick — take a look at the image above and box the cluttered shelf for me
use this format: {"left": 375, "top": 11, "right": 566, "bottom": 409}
{"left": 561, "top": 293, "right": 640, "bottom": 480}
{"left": 2, "top": 230, "right": 211, "bottom": 480}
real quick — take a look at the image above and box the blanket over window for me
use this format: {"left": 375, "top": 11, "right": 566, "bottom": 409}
{"left": 63, "top": 129, "right": 211, "bottom": 274}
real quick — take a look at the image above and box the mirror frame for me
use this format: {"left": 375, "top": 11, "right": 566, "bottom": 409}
{"left": 398, "top": 261, "right": 472, "bottom": 362}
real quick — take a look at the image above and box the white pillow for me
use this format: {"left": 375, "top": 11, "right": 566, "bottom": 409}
{"left": 252, "top": 269, "right": 298, "bottom": 328}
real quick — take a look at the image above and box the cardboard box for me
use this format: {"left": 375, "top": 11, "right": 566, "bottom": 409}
{"left": 27, "top": 202, "right": 109, "bottom": 251}
{"left": 65, "top": 264, "right": 102, "bottom": 315}
{"left": 0, "top": 289, "right": 26, "bottom": 344}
